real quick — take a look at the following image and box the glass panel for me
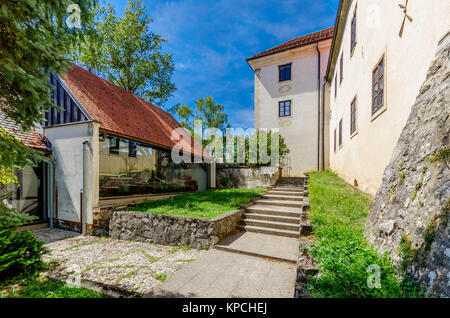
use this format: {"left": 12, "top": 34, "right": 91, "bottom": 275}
{"left": 1, "top": 165, "right": 43, "bottom": 221}
{"left": 99, "top": 134, "right": 207, "bottom": 197}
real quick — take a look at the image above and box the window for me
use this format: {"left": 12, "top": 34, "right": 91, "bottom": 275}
{"left": 334, "top": 74, "right": 338, "bottom": 98}
{"left": 109, "top": 137, "right": 120, "bottom": 155}
{"left": 372, "top": 57, "right": 385, "bottom": 114}
{"left": 340, "top": 54, "right": 344, "bottom": 84}
{"left": 338, "top": 119, "right": 343, "bottom": 147}
{"left": 350, "top": 97, "right": 357, "bottom": 135}
{"left": 279, "top": 100, "right": 291, "bottom": 117}
{"left": 279, "top": 63, "right": 291, "bottom": 82}
{"left": 351, "top": 6, "right": 357, "bottom": 54}
{"left": 334, "top": 129, "right": 337, "bottom": 152}
{"left": 129, "top": 141, "right": 137, "bottom": 157}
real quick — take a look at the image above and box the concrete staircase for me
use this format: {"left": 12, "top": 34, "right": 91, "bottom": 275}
{"left": 238, "top": 178, "right": 311, "bottom": 238}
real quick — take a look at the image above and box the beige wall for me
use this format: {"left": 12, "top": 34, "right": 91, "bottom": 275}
{"left": 249, "top": 38, "right": 331, "bottom": 176}
{"left": 329, "top": 0, "right": 450, "bottom": 195}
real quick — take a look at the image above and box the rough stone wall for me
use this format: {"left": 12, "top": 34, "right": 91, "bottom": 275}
{"left": 365, "top": 35, "right": 449, "bottom": 297}
{"left": 216, "top": 165, "right": 280, "bottom": 188}
{"left": 109, "top": 209, "right": 244, "bottom": 249}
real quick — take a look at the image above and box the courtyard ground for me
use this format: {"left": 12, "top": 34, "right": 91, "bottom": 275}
{"left": 32, "top": 228, "right": 206, "bottom": 296}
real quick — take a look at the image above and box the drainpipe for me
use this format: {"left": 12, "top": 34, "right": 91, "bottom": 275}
{"left": 315, "top": 41, "right": 321, "bottom": 171}
{"left": 321, "top": 77, "right": 326, "bottom": 171}
{"left": 42, "top": 159, "right": 54, "bottom": 228}
{"left": 81, "top": 140, "right": 89, "bottom": 235}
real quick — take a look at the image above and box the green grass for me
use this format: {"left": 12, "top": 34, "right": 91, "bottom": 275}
{"left": 0, "top": 276, "right": 107, "bottom": 298}
{"left": 127, "top": 188, "right": 265, "bottom": 219}
{"left": 306, "top": 171, "right": 424, "bottom": 298}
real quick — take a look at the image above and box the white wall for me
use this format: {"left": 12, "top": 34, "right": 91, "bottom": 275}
{"left": 45, "top": 122, "right": 96, "bottom": 230}
{"left": 329, "top": 0, "right": 450, "bottom": 195}
{"left": 250, "top": 39, "right": 331, "bottom": 176}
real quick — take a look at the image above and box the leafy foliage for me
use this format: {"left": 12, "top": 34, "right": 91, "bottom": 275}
{"left": 73, "top": 0, "right": 176, "bottom": 107}
{"left": 306, "top": 171, "right": 424, "bottom": 298}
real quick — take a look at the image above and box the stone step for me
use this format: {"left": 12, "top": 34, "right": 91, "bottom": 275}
{"left": 272, "top": 186, "right": 304, "bottom": 191}
{"left": 241, "top": 219, "right": 300, "bottom": 231}
{"left": 261, "top": 194, "right": 302, "bottom": 201}
{"left": 243, "top": 213, "right": 300, "bottom": 224}
{"left": 214, "top": 245, "right": 296, "bottom": 264}
{"left": 255, "top": 199, "right": 302, "bottom": 208}
{"left": 267, "top": 190, "right": 303, "bottom": 196}
{"left": 238, "top": 225, "right": 299, "bottom": 238}
{"left": 245, "top": 204, "right": 302, "bottom": 217}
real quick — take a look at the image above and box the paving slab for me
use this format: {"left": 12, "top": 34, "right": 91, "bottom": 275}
{"left": 214, "top": 231, "right": 298, "bottom": 263}
{"left": 146, "top": 249, "right": 296, "bottom": 298}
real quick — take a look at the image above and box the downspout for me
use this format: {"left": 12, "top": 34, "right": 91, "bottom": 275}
{"left": 321, "top": 77, "right": 326, "bottom": 171}
{"left": 41, "top": 159, "right": 54, "bottom": 228}
{"left": 81, "top": 140, "right": 89, "bottom": 235}
{"left": 315, "top": 41, "right": 321, "bottom": 171}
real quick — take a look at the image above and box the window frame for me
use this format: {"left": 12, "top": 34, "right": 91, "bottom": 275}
{"left": 350, "top": 96, "right": 357, "bottom": 136}
{"left": 372, "top": 55, "right": 386, "bottom": 117}
{"left": 338, "top": 118, "right": 343, "bottom": 148}
{"left": 278, "top": 63, "right": 292, "bottom": 82}
{"left": 334, "top": 128, "right": 337, "bottom": 153}
{"left": 128, "top": 141, "right": 137, "bottom": 158}
{"left": 278, "top": 100, "right": 292, "bottom": 118}
{"left": 350, "top": 4, "right": 357, "bottom": 56}
{"left": 109, "top": 137, "right": 120, "bottom": 156}
{"left": 339, "top": 54, "right": 344, "bottom": 84}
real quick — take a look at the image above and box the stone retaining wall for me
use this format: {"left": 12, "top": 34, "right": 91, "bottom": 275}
{"left": 109, "top": 208, "right": 247, "bottom": 249}
{"left": 216, "top": 165, "right": 281, "bottom": 189}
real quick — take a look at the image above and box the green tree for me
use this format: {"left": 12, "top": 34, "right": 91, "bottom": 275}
{"left": 171, "top": 96, "right": 230, "bottom": 133}
{"left": 73, "top": 0, "right": 176, "bottom": 107}
{"left": 0, "top": 0, "right": 96, "bottom": 186}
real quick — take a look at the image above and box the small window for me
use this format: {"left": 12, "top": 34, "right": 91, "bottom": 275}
{"left": 335, "top": 74, "right": 337, "bottom": 98}
{"left": 279, "top": 100, "right": 291, "bottom": 117}
{"left": 109, "top": 137, "right": 120, "bottom": 155}
{"left": 279, "top": 64, "right": 291, "bottom": 82}
{"left": 340, "top": 54, "right": 344, "bottom": 84}
{"left": 334, "top": 129, "right": 337, "bottom": 152}
{"left": 351, "top": 6, "right": 357, "bottom": 54}
{"left": 338, "top": 119, "right": 343, "bottom": 147}
{"left": 372, "top": 57, "right": 385, "bottom": 114}
{"left": 350, "top": 97, "right": 357, "bottom": 135}
{"left": 128, "top": 141, "right": 137, "bottom": 157}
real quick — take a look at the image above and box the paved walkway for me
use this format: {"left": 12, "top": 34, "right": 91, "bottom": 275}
{"left": 145, "top": 249, "right": 296, "bottom": 298}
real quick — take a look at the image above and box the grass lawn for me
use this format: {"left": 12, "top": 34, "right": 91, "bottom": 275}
{"left": 0, "top": 275, "right": 107, "bottom": 298}
{"left": 127, "top": 188, "right": 265, "bottom": 219}
{"left": 306, "top": 171, "right": 424, "bottom": 298}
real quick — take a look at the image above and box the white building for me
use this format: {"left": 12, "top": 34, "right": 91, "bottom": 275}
{"left": 247, "top": 28, "right": 334, "bottom": 177}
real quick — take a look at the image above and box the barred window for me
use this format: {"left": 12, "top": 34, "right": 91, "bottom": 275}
{"left": 372, "top": 57, "right": 385, "bottom": 114}
{"left": 350, "top": 97, "right": 357, "bottom": 134}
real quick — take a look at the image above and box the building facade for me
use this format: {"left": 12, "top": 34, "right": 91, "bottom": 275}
{"left": 326, "top": 0, "right": 450, "bottom": 195}
{"left": 247, "top": 28, "right": 334, "bottom": 177}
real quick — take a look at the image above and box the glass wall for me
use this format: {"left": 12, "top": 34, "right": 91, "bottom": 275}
{"left": 99, "top": 134, "right": 207, "bottom": 197}
{"left": 0, "top": 164, "right": 44, "bottom": 222}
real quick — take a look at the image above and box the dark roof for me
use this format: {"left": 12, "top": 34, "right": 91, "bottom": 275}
{"left": 0, "top": 111, "right": 48, "bottom": 151}
{"left": 247, "top": 27, "right": 334, "bottom": 61}
{"left": 60, "top": 64, "right": 210, "bottom": 159}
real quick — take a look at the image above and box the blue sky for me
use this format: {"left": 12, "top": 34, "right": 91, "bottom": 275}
{"left": 105, "top": 0, "right": 338, "bottom": 128}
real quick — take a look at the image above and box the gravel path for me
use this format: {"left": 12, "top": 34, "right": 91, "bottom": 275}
{"left": 32, "top": 228, "right": 207, "bottom": 295}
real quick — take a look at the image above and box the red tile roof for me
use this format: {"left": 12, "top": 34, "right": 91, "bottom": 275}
{"left": 0, "top": 111, "right": 48, "bottom": 151}
{"left": 61, "top": 64, "right": 210, "bottom": 159}
{"left": 247, "top": 27, "right": 334, "bottom": 61}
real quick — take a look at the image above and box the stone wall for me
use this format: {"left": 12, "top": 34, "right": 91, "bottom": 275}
{"left": 109, "top": 208, "right": 246, "bottom": 249}
{"left": 365, "top": 34, "right": 449, "bottom": 297}
{"left": 216, "top": 165, "right": 281, "bottom": 188}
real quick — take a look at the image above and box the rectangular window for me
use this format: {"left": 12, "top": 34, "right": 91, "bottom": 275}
{"left": 334, "top": 129, "right": 337, "bottom": 152}
{"left": 350, "top": 97, "right": 357, "bottom": 135}
{"left": 351, "top": 6, "right": 357, "bottom": 54}
{"left": 128, "top": 141, "right": 137, "bottom": 157}
{"left": 279, "top": 100, "right": 291, "bottom": 117}
{"left": 338, "top": 119, "right": 343, "bottom": 147}
{"left": 109, "top": 137, "right": 120, "bottom": 155}
{"left": 335, "top": 74, "right": 337, "bottom": 98}
{"left": 372, "top": 57, "right": 385, "bottom": 114}
{"left": 279, "top": 63, "right": 291, "bottom": 82}
{"left": 340, "top": 54, "right": 343, "bottom": 84}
